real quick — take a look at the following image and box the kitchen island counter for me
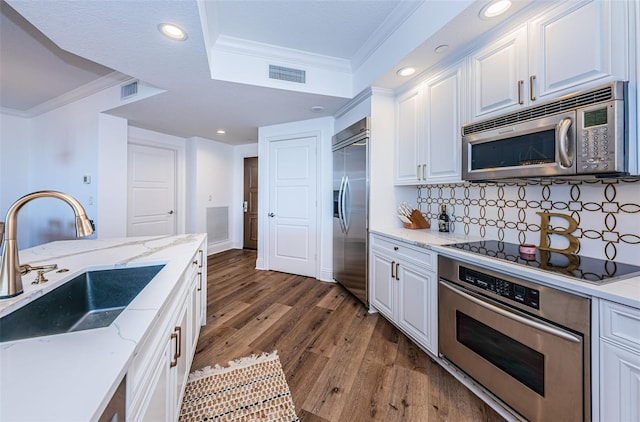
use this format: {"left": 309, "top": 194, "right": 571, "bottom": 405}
{"left": 0, "top": 234, "right": 206, "bottom": 421}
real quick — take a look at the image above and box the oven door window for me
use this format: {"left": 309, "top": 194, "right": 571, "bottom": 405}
{"left": 457, "top": 310, "right": 545, "bottom": 396}
{"left": 471, "top": 129, "right": 556, "bottom": 170}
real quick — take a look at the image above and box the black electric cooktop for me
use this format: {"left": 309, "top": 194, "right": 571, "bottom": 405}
{"left": 444, "top": 240, "right": 640, "bottom": 285}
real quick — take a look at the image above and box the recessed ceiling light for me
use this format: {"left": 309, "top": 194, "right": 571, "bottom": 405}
{"left": 480, "top": 0, "right": 512, "bottom": 19}
{"left": 434, "top": 44, "right": 449, "bottom": 54}
{"left": 216, "top": 129, "right": 226, "bottom": 135}
{"left": 396, "top": 67, "right": 416, "bottom": 77}
{"left": 310, "top": 105, "right": 325, "bottom": 113}
{"left": 158, "top": 23, "right": 188, "bottom": 41}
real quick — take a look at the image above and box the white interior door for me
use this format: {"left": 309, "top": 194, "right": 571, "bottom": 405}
{"left": 268, "top": 136, "right": 317, "bottom": 277}
{"left": 127, "top": 144, "right": 176, "bottom": 236}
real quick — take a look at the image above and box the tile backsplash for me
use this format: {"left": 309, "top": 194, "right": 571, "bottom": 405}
{"left": 417, "top": 179, "right": 640, "bottom": 265}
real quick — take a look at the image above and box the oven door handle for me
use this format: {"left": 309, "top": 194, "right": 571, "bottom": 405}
{"left": 440, "top": 280, "right": 582, "bottom": 344}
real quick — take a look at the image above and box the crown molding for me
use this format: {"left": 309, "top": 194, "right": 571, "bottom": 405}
{"left": 351, "top": 1, "right": 423, "bottom": 71}
{"left": 333, "top": 87, "right": 373, "bottom": 119}
{"left": 16, "top": 71, "right": 132, "bottom": 118}
{"left": 213, "top": 35, "right": 352, "bottom": 73}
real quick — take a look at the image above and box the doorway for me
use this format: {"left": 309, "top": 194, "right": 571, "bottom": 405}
{"left": 127, "top": 143, "right": 177, "bottom": 236}
{"left": 243, "top": 157, "right": 258, "bottom": 249}
{"left": 267, "top": 136, "right": 317, "bottom": 277}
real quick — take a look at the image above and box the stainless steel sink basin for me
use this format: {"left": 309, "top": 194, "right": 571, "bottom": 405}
{"left": 0, "top": 265, "right": 164, "bottom": 342}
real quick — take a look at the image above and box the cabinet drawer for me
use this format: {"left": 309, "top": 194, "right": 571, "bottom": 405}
{"left": 370, "top": 234, "right": 434, "bottom": 270}
{"left": 601, "top": 301, "right": 640, "bottom": 351}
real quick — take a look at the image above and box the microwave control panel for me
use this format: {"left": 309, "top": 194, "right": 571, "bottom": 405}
{"left": 458, "top": 266, "right": 540, "bottom": 310}
{"left": 578, "top": 105, "right": 616, "bottom": 172}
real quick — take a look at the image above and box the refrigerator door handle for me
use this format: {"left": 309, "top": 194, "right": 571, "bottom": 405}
{"left": 343, "top": 176, "right": 351, "bottom": 234}
{"left": 337, "top": 175, "right": 346, "bottom": 233}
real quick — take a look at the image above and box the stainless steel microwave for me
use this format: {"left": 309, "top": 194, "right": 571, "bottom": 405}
{"left": 462, "top": 81, "right": 628, "bottom": 181}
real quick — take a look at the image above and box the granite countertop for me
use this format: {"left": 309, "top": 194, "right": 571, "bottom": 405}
{"left": 370, "top": 227, "right": 640, "bottom": 309}
{"left": 0, "top": 234, "right": 206, "bottom": 422}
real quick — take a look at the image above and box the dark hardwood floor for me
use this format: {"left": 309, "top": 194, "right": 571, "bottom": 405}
{"left": 191, "top": 249, "right": 505, "bottom": 422}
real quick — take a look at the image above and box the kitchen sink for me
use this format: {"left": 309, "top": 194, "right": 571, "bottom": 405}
{"left": 0, "top": 265, "right": 164, "bottom": 342}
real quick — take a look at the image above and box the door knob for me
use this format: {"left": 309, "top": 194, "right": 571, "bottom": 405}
{"left": 168, "top": 210, "right": 174, "bottom": 215}
{"left": 268, "top": 212, "right": 275, "bottom": 217}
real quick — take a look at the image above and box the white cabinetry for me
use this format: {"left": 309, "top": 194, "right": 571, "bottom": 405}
{"left": 470, "top": 0, "right": 628, "bottom": 121}
{"left": 369, "top": 233, "right": 437, "bottom": 354}
{"left": 424, "top": 64, "right": 463, "bottom": 183}
{"left": 470, "top": 26, "right": 527, "bottom": 118}
{"left": 395, "top": 86, "right": 424, "bottom": 184}
{"left": 395, "top": 61, "right": 464, "bottom": 185}
{"left": 128, "top": 245, "right": 206, "bottom": 421}
{"left": 599, "top": 300, "right": 640, "bottom": 422}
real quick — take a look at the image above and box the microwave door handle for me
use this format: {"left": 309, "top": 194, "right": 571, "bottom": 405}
{"left": 556, "top": 117, "right": 574, "bottom": 168}
{"left": 440, "top": 280, "right": 581, "bottom": 343}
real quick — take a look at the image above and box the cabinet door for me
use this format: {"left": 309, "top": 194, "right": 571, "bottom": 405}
{"left": 528, "top": 0, "right": 627, "bottom": 102}
{"left": 172, "top": 300, "right": 190, "bottom": 419}
{"left": 397, "top": 261, "right": 436, "bottom": 353}
{"left": 137, "top": 341, "right": 171, "bottom": 422}
{"left": 424, "top": 63, "right": 463, "bottom": 184}
{"left": 600, "top": 341, "right": 640, "bottom": 421}
{"left": 370, "top": 247, "right": 395, "bottom": 319}
{"left": 395, "top": 86, "right": 424, "bottom": 185}
{"left": 470, "top": 26, "right": 528, "bottom": 119}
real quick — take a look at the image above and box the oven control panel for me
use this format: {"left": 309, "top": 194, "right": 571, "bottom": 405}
{"left": 459, "top": 267, "right": 540, "bottom": 309}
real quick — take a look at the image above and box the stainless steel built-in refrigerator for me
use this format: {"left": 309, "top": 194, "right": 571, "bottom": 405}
{"left": 333, "top": 117, "right": 369, "bottom": 307}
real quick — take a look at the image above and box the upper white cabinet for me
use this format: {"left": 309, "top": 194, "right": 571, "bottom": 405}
{"left": 470, "top": 26, "right": 528, "bottom": 118}
{"left": 529, "top": 0, "right": 627, "bottom": 101}
{"left": 470, "top": 0, "right": 629, "bottom": 121}
{"left": 424, "top": 64, "right": 463, "bottom": 184}
{"left": 395, "top": 61, "right": 464, "bottom": 185}
{"left": 395, "top": 86, "right": 424, "bottom": 184}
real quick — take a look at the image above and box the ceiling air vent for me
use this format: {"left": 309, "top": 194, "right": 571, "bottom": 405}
{"left": 121, "top": 81, "right": 138, "bottom": 99}
{"left": 269, "top": 65, "right": 306, "bottom": 84}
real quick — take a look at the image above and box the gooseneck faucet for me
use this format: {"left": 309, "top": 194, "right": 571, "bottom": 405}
{"left": 0, "top": 191, "right": 94, "bottom": 298}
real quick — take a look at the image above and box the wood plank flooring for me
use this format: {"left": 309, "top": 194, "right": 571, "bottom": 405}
{"left": 191, "top": 249, "right": 505, "bottom": 422}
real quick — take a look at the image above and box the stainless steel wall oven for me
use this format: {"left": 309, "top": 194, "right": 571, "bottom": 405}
{"left": 438, "top": 255, "right": 590, "bottom": 421}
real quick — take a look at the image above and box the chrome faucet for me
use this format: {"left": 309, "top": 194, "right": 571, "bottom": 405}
{"left": 0, "top": 191, "right": 94, "bottom": 298}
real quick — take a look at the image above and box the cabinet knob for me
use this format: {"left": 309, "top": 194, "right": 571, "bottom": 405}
{"left": 394, "top": 246, "right": 399, "bottom": 251}
{"left": 268, "top": 212, "right": 275, "bottom": 217}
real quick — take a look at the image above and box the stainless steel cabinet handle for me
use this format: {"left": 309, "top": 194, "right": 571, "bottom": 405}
{"left": 395, "top": 263, "right": 400, "bottom": 281}
{"left": 529, "top": 75, "right": 536, "bottom": 101}
{"left": 417, "top": 165, "right": 421, "bottom": 180}
{"left": 517, "top": 80, "right": 524, "bottom": 105}
{"left": 391, "top": 260, "right": 396, "bottom": 279}
{"left": 440, "top": 280, "right": 581, "bottom": 343}
{"left": 268, "top": 212, "right": 275, "bottom": 217}
{"left": 422, "top": 164, "right": 426, "bottom": 181}
{"left": 169, "top": 332, "right": 178, "bottom": 367}
{"left": 175, "top": 326, "right": 182, "bottom": 359}
{"left": 197, "top": 271, "right": 202, "bottom": 292}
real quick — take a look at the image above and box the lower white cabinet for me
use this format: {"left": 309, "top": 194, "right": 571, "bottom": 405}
{"left": 369, "top": 233, "right": 437, "bottom": 354}
{"left": 128, "top": 245, "right": 206, "bottom": 421}
{"left": 599, "top": 300, "right": 640, "bottom": 422}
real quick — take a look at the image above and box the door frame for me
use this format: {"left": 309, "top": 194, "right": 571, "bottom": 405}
{"left": 257, "top": 129, "right": 324, "bottom": 279}
{"left": 128, "top": 130, "right": 186, "bottom": 235}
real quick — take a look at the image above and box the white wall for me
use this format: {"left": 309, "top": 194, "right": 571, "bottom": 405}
{"left": 257, "top": 116, "right": 334, "bottom": 281}
{"left": 186, "top": 136, "right": 237, "bottom": 253}
{"left": 0, "top": 113, "right": 32, "bottom": 247}
{"left": 0, "top": 81, "right": 168, "bottom": 248}
{"left": 97, "top": 114, "right": 128, "bottom": 238}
